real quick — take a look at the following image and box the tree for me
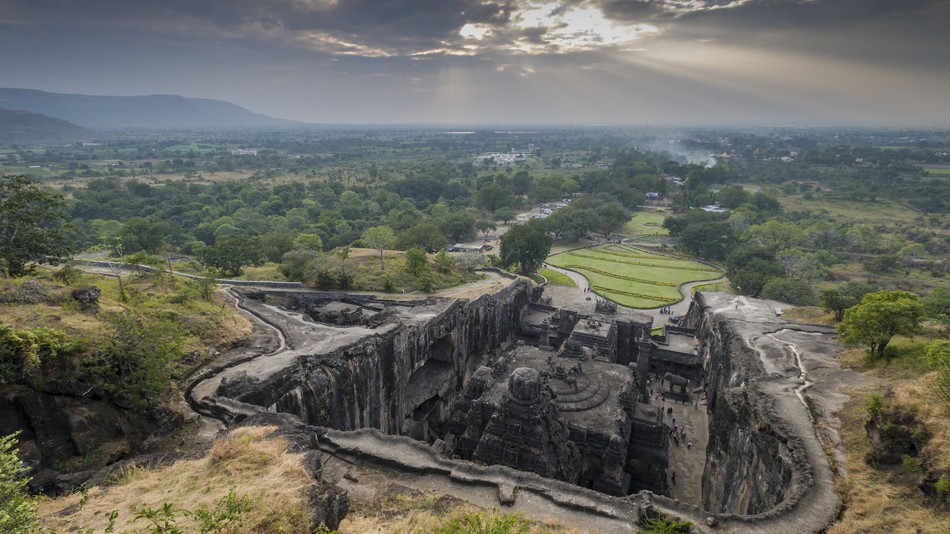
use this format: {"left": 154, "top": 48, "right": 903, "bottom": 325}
{"left": 838, "top": 290, "right": 924, "bottom": 360}
{"left": 820, "top": 282, "right": 878, "bottom": 321}
{"left": 439, "top": 211, "right": 477, "bottom": 243}
{"left": 0, "top": 432, "right": 41, "bottom": 533}
{"left": 475, "top": 183, "right": 514, "bottom": 212}
{"left": 760, "top": 277, "right": 818, "bottom": 306}
{"left": 494, "top": 207, "right": 517, "bottom": 225}
{"left": 434, "top": 250, "right": 455, "bottom": 273}
{"left": 475, "top": 220, "right": 497, "bottom": 237}
{"left": 293, "top": 233, "right": 324, "bottom": 251}
{"left": 396, "top": 223, "right": 447, "bottom": 253}
{"left": 0, "top": 175, "right": 75, "bottom": 277}
{"left": 716, "top": 185, "right": 750, "bottom": 208}
{"left": 361, "top": 226, "right": 396, "bottom": 269}
{"left": 593, "top": 203, "right": 629, "bottom": 238}
{"left": 199, "top": 236, "right": 262, "bottom": 277}
{"left": 120, "top": 217, "right": 170, "bottom": 253}
{"left": 405, "top": 247, "right": 428, "bottom": 275}
{"left": 499, "top": 220, "right": 552, "bottom": 274}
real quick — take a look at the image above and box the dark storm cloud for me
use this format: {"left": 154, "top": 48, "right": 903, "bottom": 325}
{"left": 0, "top": 0, "right": 517, "bottom": 56}
{"left": 1, "top": 0, "right": 948, "bottom": 124}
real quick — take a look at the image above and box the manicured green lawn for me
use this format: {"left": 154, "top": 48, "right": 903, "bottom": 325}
{"left": 546, "top": 244, "right": 722, "bottom": 308}
{"left": 538, "top": 267, "right": 576, "bottom": 287}
{"left": 921, "top": 166, "right": 950, "bottom": 176}
{"left": 620, "top": 210, "right": 669, "bottom": 236}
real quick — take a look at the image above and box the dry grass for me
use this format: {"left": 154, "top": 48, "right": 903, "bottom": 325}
{"left": 40, "top": 426, "right": 316, "bottom": 533}
{"left": 828, "top": 344, "right": 950, "bottom": 534}
{"left": 780, "top": 306, "right": 837, "bottom": 326}
{"left": 829, "top": 387, "right": 950, "bottom": 534}
{"left": 340, "top": 489, "right": 577, "bottom": 534}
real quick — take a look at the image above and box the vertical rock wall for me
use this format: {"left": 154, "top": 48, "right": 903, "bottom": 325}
{"left": 222, "top": 281, "right": 534, "bottom": 436}
{"left": 690, "top": 296, "right": 797, "bottom": 515}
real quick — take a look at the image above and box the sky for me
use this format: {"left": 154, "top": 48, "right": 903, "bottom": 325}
{"left": 1, "top": 0, "right": 949, "bottom": 126}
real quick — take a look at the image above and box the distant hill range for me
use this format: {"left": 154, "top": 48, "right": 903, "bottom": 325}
{"left": 0, "top": 108, "right": 91, "bottom": 144}
{"left": 0, "top": 88, "right": 300, "bottom": 130}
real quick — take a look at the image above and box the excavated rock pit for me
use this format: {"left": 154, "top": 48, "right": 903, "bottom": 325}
{"left": 183, "top": 285, "right": 863, "bottom": 533}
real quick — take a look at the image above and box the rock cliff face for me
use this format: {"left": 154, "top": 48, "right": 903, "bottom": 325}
{"left": 685, "top": 292, "right": 842, "bottom": 532}
{"left": 696, "top": 317, "right": 795, "bottom": 514}
{"left": 216, "top": 281, "right": 535, "bottom": 437}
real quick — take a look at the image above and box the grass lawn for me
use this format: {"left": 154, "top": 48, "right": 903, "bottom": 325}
{"left": 921, "top": 165, "right": 950, "bottom": 176}
{"left": 547, "top": 244, "right": 722, "bottom": 308}
{"left": 691, "top": 280, "right": 732, "bottom": 295}
{"left": 620, "top": 210, "right": 669, "bottom": 237}
{"left": 538, "top": 268, "right": 576, "bottom": 287}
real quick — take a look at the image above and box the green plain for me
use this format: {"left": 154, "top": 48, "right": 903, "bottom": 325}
{"left": 620, "top": 210, "right": 669, "bottom": 236}
{"left": 546, "top": 244, "right": 722, "bottom": 309}
{"left": 921, "top": 166, "right": 950, "bottom": 176}
{"left": 538, "top": 268, "right": 576, "bottom": 287}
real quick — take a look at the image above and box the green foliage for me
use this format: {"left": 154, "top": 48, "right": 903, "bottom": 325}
{"left": 0, "top": 324, "right": 79, "bottom": 385}
{"left": 865, "top": 394, "right": 884, "bottom": 418}
{"left": 405, "top": 247, "right": 428, "bottom": 275}
{"left": 493, "top": 207, "right": 517, "bottom": 224}
{"left": 593, "top": 202, "right": 629, "bottom": 238}
{"left": 500, "top": 221, "right": 552, "bottom": 275}
{"left": 434, "top": 250, "right": 456, "bottom": 274}
{"left": 361, "top": 225, "right": 396, "bottom": 269}
{"left": 190, "top": 488, "right": 252, "bottom": 534}
{"left": 838, "top": 291, "right": 924, "bottom": 361}
{"left": 134, "top": 502, "right": 184, "bottom": 534}
{"left": 760, "top": 277, "right": 818, "bottom": 306}
{"left": 133, "top": 488, "right": 251, "bottom": 534}
{"left": 724, "top": 245, "right": 784, "bottom": 296}
{"left": 53, "top": 263, "right": 82, "bottom": 286}
{"left": 820, "top": 282, "right": 878, "bottom": 321}
{"left": 439, "top": 211, "right": 478, "bottom": 244}
{"left": 81, "top": 312, "right": 182, "bottom": 410}
{"left": 475, "top": 183, "right": 514, "bottom": 212}
{"left": 0, "top": 432, "right": 42, "bottom": 534}
{"left": 396, "top": 223, "right": 447, "bottom": 253}
{"left": 926, "top": 340, "right": 950, "bottom": 405}
{"left": 638, "top": 514, "right": 693, "bottom": 534}
{"left": 901, "top": 454, "right": 922, "bottom": 473}
{"left": 0, "top": 174, "right": 76, "bottom": 277}
{"left": 199, "top": 235, "right": 263, "bottom": 277}
{"left": 438, "top": 511, "right": 531, "bottom": 534}
{"left": 935, "top": 476, "right": 950, "bottom": 502}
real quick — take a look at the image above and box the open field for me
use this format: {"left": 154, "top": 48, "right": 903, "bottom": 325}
{"left": 921, "top": 165, "right": 950, "bottom": 176}
{"left": 538, "top": 267, "right": 577, "bottom": 287}
{"left": 546, "top": 244, "right": 722, "bottom": 308}
{"left": 778, "top": 192, "right": 927, "bottom": 225}
{"left": 620, "top": 210, "right": 669, "bottom": 237}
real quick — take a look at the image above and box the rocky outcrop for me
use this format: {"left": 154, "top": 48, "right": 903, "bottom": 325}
{"left": 0, "top": 384, "right": 181, "bottom": 493}
{"left": 210, "top": 280, "right": 534, "bottom": 437}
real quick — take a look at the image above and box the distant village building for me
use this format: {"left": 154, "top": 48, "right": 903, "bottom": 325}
{"left": 449, "top": 243, "right": 493, "bottom": 253}
{"left": 701, "top": 205, "right": 728, "bottom": 213}
{"left": 231, "top": 148, "right": 258, "bottom": 156}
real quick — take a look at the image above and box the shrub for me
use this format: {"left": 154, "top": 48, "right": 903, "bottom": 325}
{"left": 438, "top": 511, "right": 531, "bottom": 534}
{"left": 0, "top": 432, "right": 41, "bottom": 533}
{"left": 865, "top": 394, "right": 884, "bottom": 418}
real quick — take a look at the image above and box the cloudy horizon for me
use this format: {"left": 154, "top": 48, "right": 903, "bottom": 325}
{"left": 2, "top": 0, "right": 949, "bottom": 126}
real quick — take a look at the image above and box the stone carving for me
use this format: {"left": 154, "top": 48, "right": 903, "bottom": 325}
{"left": 472, "top": 368, "right": 581, "bottom": 483}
